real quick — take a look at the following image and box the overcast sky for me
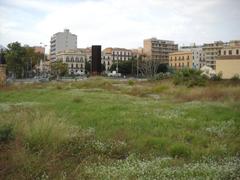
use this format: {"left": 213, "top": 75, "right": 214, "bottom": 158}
{"left": 0, "top": 0, "right": 239, "bottom": 52}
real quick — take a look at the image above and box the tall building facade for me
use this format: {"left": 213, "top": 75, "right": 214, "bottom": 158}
{"left": 202, "top": 41, "right": 225, "bottom": 70}
{"left": 180, "top": 45, "right": 205, "bottom": 69}
{"left": 56, "top": 49, "right": 85, "bottom": 75}
{"left": 169, "top": 51, "right": 193, "bottom": 70}
{"left": 143, "top": 38, "right": 178, "bottom": 64}
{"left": 50, "top": 29, "right": 77, "bottom": 61}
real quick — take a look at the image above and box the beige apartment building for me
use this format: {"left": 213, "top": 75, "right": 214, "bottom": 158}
{"left": 202, "top": 41, "right": 225, "bottom": 70}
{"left": 216, "top": 41, "right": 240, "bottom": 79}
{"left": 143, "top": 38, "right": 178, "bottom": 64}
{"left": 102, "top": 48, "right": 113, "bottom": 71}
{"left": 169, "top": 51, "right": 193, "bottom": 69}
{"left": 102, "top": 48, "right": 133, "bottom": 71}
{"left": 56, "top": 49, "right": 86, "bottom": 75}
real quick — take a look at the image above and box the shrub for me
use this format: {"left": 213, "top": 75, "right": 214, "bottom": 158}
{"left": 23, "top": 113, "right": 71, "bottom": 152}
{"left": 0, "top": 124, "right": 14, "bottom": 143}
{"left": 152, "top": 73, "right": 171, "bottom": 80}
{"left": 211, "top": 72, "right": 223, "bottom": 81}
{"left": 169, "top": 143, "right": 191, "bottom": 158}
{"left": 144, "top": 137, "right": 169, "bottom": 153}
{"left": 231, "top": 74, "right": 240, "bottom": 81}
{"left": 152, "top": 85, "right": 169, "bottom": 93}
{"left": 128, "top": 80, "right": 134, "bottom": 86}
{"left": 173, "top": 68, "right": 206, "bottom": 87}
{"left": 72, "top": 96, "right": 82, "bottom": 103}
{"left": 56, "top": 84, "right": 63, "bottom": 90}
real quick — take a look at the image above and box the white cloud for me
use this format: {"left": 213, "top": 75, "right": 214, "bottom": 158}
{"left": 0, "top": 0, "right": 239, "bottom": 51}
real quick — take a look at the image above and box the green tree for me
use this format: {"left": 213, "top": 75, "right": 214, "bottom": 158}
{"left": 173, "top": 68, "right": 206, "bottom": 87}
{"left": 51, "top": 61, "right": 68, "bottom": 79}
{"left": 110, "top": 59, "right": 137, "bottom": 76}
{"left": 5, "top": 42, "right": 44, "bottom": 78}
{"left": 85, "top": 61, "right": 105, "bottom": 74}
{"left": 5, "top": 42, "right": 26, "bottom": 78}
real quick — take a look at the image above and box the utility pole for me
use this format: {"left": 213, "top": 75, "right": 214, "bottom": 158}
{"left": 137, "top": 56, "right": 139, "bottom": 78}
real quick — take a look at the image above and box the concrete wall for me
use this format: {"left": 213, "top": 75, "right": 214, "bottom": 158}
{"left": 216, "top": 58, "right": 240, "bottom": 79}
{"left": 0, "top": 65, "right": 7, "bottom": 87}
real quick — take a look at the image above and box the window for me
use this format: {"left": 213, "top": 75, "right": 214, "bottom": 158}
{"left": 229, "top": 50, "right": 232, "bottom": 55}
{"left": 71, "top": 64, "right": 73, "bottom": 68}
{"left": 75, "top": 57, "right": 79, "bottom": 62}
{"left": 182, "top": 62, "right": 184, "bottom": 67}
{"left": 236, "top": 49, "right": 239, "bottom": 55}
{"left": 187, "top": 62, "right": 189, "bottom": 67}
{"left": 182, "top": 56, "right": 184, "bottom": 60}
{"left": 81, "top": 64, "right": 83, "bottom": 68}
{"left": 71, "top": 57, "right": 74, "bottom": 62}
{"left": 175, "top": 57, "right": 177, "bottom": 61}
{"left": 80, "top": 57, "right": 84, "bottom": 62}
{"left": 224, "top": 51, "right": 226, "bottom": 55}
{"left": 76, "top": 64, "right": 78, "bottom": 68}
{"left": 179, "top": 63, "right": 181, "bottom": 67}
{"left": 66, "top": 56, "right": 69, "bottom": 62}
{"left": 187, "top": 56, "right": 189, "bottom": 60}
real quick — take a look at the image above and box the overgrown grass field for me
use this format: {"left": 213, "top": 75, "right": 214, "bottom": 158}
{"left": 0, "top": 77, "right": 240, "bottom": 179}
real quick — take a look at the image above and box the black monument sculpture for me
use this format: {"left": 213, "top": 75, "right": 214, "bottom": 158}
{"left": 91, "top": 45, "right": 102, "bottom": 75}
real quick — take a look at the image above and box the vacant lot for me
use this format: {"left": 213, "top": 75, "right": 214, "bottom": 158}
{"left": 0, "top": 77, "right": 240, "bottom": 179}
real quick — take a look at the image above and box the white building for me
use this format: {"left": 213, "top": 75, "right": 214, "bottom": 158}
{"left": 56, "top": 49, "right": 85, "bottom": 75}
{"left": 180, "top": 45, "right": 206, "bottom": 69}
{"left": 50, "top": 29, "right": 77, "bottom": 61}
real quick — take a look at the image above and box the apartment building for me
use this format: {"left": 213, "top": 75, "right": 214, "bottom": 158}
{"left": 33, "top": 46, "right": 45, "bottom": 54}
{"left": 180, "top": 45, "right": 205, "bottom": 69}
{"left": 202, "top": 41, "right": 225, "bottom": 70}
{"left": 143, "top": 38, "right": 178, "bottom": 64}
{"left": 169, "top": 51, "right": 193, "bottom": 70}
{"left": 56, "top": 49, "right": 85, "bottom": 75}
{"left": 102, "top": 48, "right": 113, "bottom": 71}
{"left": 112, "top": 48, "right": 133, "bottom": 61}
{"left": 50, "top": 29, "right": 77, "bottom": 61}
{"left": 102, "top": 48, "right": 133, "bottom": 71}
{"left": 216, "top": 40, "right": 240, "bottom": 79}
{"left": 83, "top": 47, "right": 92, "bottom": 62}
